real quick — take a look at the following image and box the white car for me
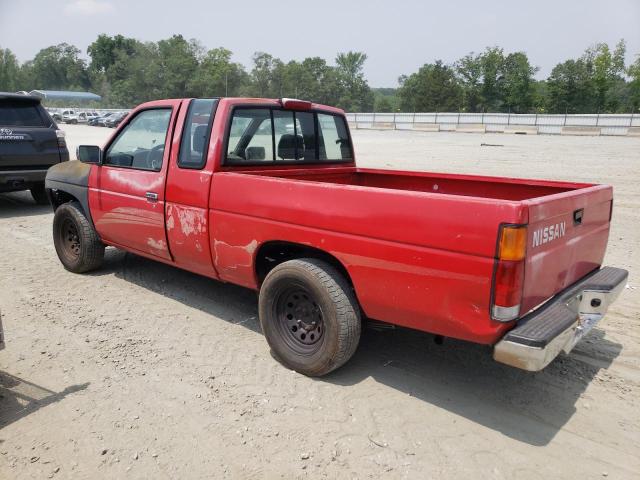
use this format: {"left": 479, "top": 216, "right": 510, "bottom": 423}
{"left": 85, "top": 112, "right": 100, "bottom": 123}
{"left": 61, "top": 109, "right": 77, "bottom": 123}
{"left": 64, "top": 111, "right": 93, "bottom": 124}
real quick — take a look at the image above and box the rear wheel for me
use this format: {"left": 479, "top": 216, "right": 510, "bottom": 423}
{"left": 53, "top": 202, "right": 104, "bottom": 273}
{"left": 259, "top": 258, "right": 361, "bottom": 376}
{"left": 30, "top": 184, "right": 49, "bottom": 205}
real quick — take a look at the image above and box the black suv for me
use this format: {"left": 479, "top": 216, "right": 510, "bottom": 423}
{"left": 0, "top": 93, "right": 70, "bottom": 204}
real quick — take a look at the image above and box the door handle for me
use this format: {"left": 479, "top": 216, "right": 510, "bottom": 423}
{"left": 145, "top": 192, "right": 158, "bottom": 202}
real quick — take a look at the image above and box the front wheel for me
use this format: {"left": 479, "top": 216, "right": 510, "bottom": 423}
{"left": 259, "top": 258, "right": 361, "bottom": 376}
{"left": 53, "top": 202, "right": 104, "bottom": 273}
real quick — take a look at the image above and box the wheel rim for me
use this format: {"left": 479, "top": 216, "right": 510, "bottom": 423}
{"left": 61, "top": 218, "right": 81, "bottom": 260}
{"left": 274, "top": 285, "right": 324, "bottom": 355}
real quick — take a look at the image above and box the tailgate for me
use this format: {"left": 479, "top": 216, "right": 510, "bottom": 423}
{"left": 520, "top": 184, "right": 612, "bottom": 314}
{"left": 0, "top": 127, "right": 62, "bottom": 169}
{"left": 0, "top": 96, "right": 62, "bottom": 170}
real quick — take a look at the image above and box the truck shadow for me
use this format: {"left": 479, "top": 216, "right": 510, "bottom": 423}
{"left": 0, "top": 372, "right": 89, "bottom": 430}
{"left": 328, "top": 325, "right": 621, "bottom": 446}
{"left": 0, "top": 192, "right": 51, "bottom": 219}
{"left": 100, "top": 249, "right": 261, "bottom": 333}
{"left": 101, "top": 250, "right": 622, "bottom": 447}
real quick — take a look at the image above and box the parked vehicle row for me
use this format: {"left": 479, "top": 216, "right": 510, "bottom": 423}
{"left": 47, "top": 108, "right": 129, "bottom": 127}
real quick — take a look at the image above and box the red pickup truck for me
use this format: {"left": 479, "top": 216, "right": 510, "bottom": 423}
{"left": 45, "top": 97, "right": 628, "bottom": 376}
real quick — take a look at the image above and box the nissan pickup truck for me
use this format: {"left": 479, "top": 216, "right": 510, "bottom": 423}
{"left": 1, "top": 92, "right": 69, "bottom": 204}
{"left": 44, "top": 97, "right": 628, "bottom": 376}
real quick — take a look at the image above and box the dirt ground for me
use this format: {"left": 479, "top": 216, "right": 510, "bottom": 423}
{"left": 1, "top": 126, "right": 639, "bottom": 479}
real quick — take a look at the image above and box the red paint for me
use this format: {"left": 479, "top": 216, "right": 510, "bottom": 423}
{"left": 89, "top": 99, "right": 183, "bottom": 260}
{"left": 87, "top": 98, "right": 613, "bottom": 345}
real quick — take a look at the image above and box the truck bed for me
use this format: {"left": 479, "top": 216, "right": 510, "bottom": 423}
{"left": 212, "top": 166, "right": 612, "bottom": 344}
{"left": 247, "top": 167, "right": 589, "bottom": 201}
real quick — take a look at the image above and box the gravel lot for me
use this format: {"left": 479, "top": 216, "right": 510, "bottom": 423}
{"left": 1, "top": 125, "right": 639, "bottom": 479}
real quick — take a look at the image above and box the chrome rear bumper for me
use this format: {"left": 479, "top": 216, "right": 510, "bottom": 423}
{"left": 494, "top": 267, "right": 628, "bottom": 371}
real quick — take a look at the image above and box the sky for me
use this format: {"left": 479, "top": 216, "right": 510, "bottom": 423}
{"left": 0, "top": 0, "right": 639, "bottom": 87}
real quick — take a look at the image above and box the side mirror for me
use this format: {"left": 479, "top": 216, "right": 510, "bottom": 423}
{"left": 77, "top": 145, "right": 102, "bottom": 164}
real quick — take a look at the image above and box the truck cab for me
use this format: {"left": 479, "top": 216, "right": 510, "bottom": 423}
{"left": 44, "top": 97, "right": 628, "bottom": 376}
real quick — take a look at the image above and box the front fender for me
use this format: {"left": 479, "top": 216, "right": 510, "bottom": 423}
{"left": 45, "top": 160, "right": 96, "bottom": 231}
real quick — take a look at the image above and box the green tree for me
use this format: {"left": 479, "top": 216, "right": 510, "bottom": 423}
{"left": 335, "top": 51, "right": 374, "bottom": 111}
{"left": 245, "top": 51, "right": 370, "bottom": 110}
{"left": 0, "top": 47, "right": 21, "bottom": 91}
{"left": 502, "top": 52, "right": 537, "bottom": 112}
{"left": 374, "top": 95, "right": 393, "bottom": 112}
{"left": 298, "top": 57, "right": 342, "bottom": 105}
{"left": 87, "top": 34, "right": 139, "bottom": 73}
{"left": 155, "top": 35, "right": 200, "bottom": 98}
{"left": 584, "top": 40, "right": 627, "bottom": 111}
{"left": 546, "top": 40, "right": 627, "bottom": 113}
{"left": 628, "top": 56, "right": 640, "bottom": 111}
{"left": 107, "top": 42, "right": 162, "bottom": 106}
{"left": 373, "top": 88, "right": 399, "bottom": 112}
{"left": 398, "top": 60, "right": 463, "bottom": 112}
{"left": 87, "top": 34, "right": 143, "bottom": 104}
{"left": 479, "top": 47, "right": 505, "bottom": 111}
{"left": 456, "top": 53, "right": 484, "bottom": 112}
{"left": 531, "top": 80, "right": 549, "bottom": 113}
{"left": 250, "top": 52, "right": 279, "bottom": 97}
{"left": 189, "top": 47, "right": 247, "bottom": 97}
{"left": 28, "top": 43, "right": 90, "bottom": 90}
{"left": 546, "top": 59, "right": 594, "bottom": 113}
{"left": 456, "top": 48, "right": 536, "bottom": 112}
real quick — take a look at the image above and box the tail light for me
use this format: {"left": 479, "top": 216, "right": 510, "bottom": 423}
{"left": 56, "top": 129, "right": 66, "bottom": 148}
{"left": 491, "top": 225, "right": 527, "bottom": 322}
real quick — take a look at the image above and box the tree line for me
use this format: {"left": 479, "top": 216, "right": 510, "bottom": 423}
{"left": 0, "top": 34, "right": 374, "bottom": 111}
{"left": 392, "top": 41, "right": 639, "bottom": 114}
{"left": 0, "top": 34, "right": 638, "bottom": 114}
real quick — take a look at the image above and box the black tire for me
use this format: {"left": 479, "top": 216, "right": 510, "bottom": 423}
{"left": 259, "top": 258, "right": 361, "bottom": 376}
{"left": 53, "top": 202, "right": 104, "bottom": 273}
{"left": 30, "top": 184, "right": 49, "bottom": 205}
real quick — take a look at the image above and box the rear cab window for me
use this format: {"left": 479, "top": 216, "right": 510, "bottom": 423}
{"left": 0, "top": 100, "right": 48, "bottom": 127}
{"left": 178, "top": 99, "right": 218, "bottom": 169}
{"left": 225, "top": 107, "right": 352, "bottom": 165}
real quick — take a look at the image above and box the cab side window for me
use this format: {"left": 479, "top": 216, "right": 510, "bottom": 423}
{"left": 318, "top": 114, "right": 352, "bottom": 160}
{"left": 178, "top": 99, "right": 217, "bottom": 169}
{"left": 104, "top": 109, "right": 171, "bottom": 171}
{"left": 273, "top": 110, "right": 296, "bottom": 160}
{"left": 225, "top": 107, "right": 350, "bottom": 164}
{"left": 227, "top": 109, "right": 273, "bottom": 162}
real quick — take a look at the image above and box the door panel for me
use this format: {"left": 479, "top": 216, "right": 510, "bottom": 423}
{"left": 89, "top": 102, "right": 182, "bottom": 260}
{"left": 165, "top": 98, "right": 219, "bottom": 278}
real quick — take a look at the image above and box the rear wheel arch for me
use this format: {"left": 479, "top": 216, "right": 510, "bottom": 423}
{"left": 254, "top": 241, "right": 361, "bottom": 305}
